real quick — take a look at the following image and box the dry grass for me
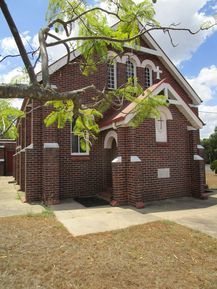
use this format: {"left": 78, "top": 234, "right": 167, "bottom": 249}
{"left": 206, "top": 170, "right": 217, "bottom": 189}
{"left": 1, "top": 215, "right": 217, "bottom": 289}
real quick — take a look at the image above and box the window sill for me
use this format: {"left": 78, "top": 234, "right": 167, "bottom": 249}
{"left": 71, "top": 155, "right": 90, "bottom": 161}
{"left": 156, "top": 142, "right": 169, "bottom": 147}
{"left": 107, "top": 87, "right": 117, "bottom": 90}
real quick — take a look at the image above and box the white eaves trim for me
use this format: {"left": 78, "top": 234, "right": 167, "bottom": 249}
{"left": 37, "top": 25, "right": 201, "bottom": 105}
{"left": 125, "top": 83, "right": 203, "bottom": 129}
{"left": 124, "top": 44, "right": 162, "bottom": 56}
{"left": 165, "top": 84, "right": 203, "bottom": 129}
{"left": 187, "top": 126, "right": 197, "bottom": 131}
{"left": 37, "top": 50, "right": 81, "bottom": 82}
{"left": 37, "top": 44, "right": 161, "bottom": 82}
{"left": 138, "top": 24, "right": 202, "bottom": 105}
{"left": 100, "top": 82, "right": 203, "bottom": 131}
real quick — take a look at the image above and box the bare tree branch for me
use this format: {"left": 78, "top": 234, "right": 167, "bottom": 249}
{"left": 0, "top": 83, "right": 96, "bottom": 101}
{"left": 38, "top": 28, "right": 50, "bottom": 88}
{"left": 45, "top": 24, "right": 216, "bottom": 48}
{"left": 0, "top": 0, "right": 37, "bottom": 84}
{"left": 0, "top": 48, "right": 39, "bottom": 64}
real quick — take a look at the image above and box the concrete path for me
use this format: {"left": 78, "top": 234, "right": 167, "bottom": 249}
{"left": 51, "top": 200, "right": 160, "bottom": 236}
{"left": 51, "top": 192, "right": 217, "bottom": 238}
{"left": 0, "top": 176, "right": 45, "bottom": 217}
{"left": 2, "top": 175, "right": 217, "bottom": 239}
{"left": 143, "top": 193, "right": 217, "bottom": 239}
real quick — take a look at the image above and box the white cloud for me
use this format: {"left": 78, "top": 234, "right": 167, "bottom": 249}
{"left": 0, "top": 67, "right": 24, "bottom": 83}
{"left": 187, "top": 65, "right": 217, "bottom": 101}
{"left": 151, "top": 0, "right": 217, "bottom": 65}
{"left": 10, "top": 99, "right": 23, "bottom": 109}
{"left": 185, "top": 65, "right": 217, "bottom": 138}
{"left": 200, "top": 105, "right": 217, "bottom": 138}
{"left": 212, "top": 4, "right": 217, "bottom": 13}
{"left": 0, "top": 32, "right": 32, "bottom": 55}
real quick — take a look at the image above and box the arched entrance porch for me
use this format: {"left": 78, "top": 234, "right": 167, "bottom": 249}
{"left": 102, "top": 130, "right": 118, "bottom": 201}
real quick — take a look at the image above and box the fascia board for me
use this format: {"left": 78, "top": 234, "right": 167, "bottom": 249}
{"left": 112, "top": 82, "right": 203, "bottom": 129}
{"left": 37, "top": 50, "right": 81, "bottom": 82}
{"left": 138, "top": 26, "right": 202, "bottom": 105}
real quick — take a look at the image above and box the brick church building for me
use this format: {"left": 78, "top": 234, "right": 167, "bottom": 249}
{"left": 14, "top": 31, "right": 206, "bottom": 208}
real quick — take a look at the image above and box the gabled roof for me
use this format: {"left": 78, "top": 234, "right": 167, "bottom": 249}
{"left": 138, "top": 23, "right": 202, "bottom": 105}
{"left": 37, "top": 24, "right": 202, "bottom": 105}
{"left": 100, "top": 79, "right": 203, "bottom": 130}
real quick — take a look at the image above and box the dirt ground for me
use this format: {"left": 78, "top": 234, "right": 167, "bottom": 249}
{"left": 1, "top": 215, "right": 217, "bottom": 289}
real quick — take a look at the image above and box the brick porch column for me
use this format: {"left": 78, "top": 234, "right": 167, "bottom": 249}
{"left": 42, "top": 105, "right": 60, "bottom": 205}
{"left": 0, "top": 145, "right": 5, "bottom": 176}
{"left": 25, "top": 100, "right": 42, "bottom": 203}
{"left": 127, "top": 156, "right": 144, "bottom": 208}
{"left": 111, "top": 157, "right": 128, "bottom": 206}
{"left": 20, "top": 150, "right": 26, "bottom": 192}
{"left": 188, "top": 128, "right": 206, "bottom": 199}
{"left": 17, "top": 151, "right": 21, "bottom": 186}
{"left": 13, "top": 153, "right": 15, "bottom": 178}
{"left": 25, "top": 144, "right": 42, "bottom": 202}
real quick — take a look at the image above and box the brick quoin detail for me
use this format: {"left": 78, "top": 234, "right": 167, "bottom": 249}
{"left": 14, "top": 37, "right": 206, "bottom": 206}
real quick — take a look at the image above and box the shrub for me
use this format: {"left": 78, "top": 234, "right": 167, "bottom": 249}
{"left": 210, "top": 160, "right": 217, "bottom": 174}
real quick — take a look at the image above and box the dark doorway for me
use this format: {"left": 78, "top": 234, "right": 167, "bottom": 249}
{"left": 104, "top": 138, "right": 118, "bottom": 200}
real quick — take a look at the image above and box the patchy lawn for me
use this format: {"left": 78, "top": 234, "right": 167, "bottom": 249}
{"left": 206, "top": 170, "right": 217, "bottom": 189}
{"left": 1, "top": 215, "right": 217, "bottom": 289}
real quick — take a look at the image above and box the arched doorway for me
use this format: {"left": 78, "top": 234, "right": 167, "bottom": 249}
{"left": 103, "top": 130, "right": 118, "bottom": 200}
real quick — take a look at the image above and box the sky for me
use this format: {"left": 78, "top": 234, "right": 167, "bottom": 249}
{"left": 0, "top": 0, "right": 217, "bottom": 139}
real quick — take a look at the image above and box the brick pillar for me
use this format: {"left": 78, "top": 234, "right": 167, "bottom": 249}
{"left": 17, "top": 152, "right": 21, "bottom": 186}
{"left": 127, "top": 157, "right": 144, "bottom": 208}
{"left": 25, "top": 103, "right": 32, "bottom": 147}
{"left": 111, "top": 157, "right": 128, "bottom": 205}
{"left": 42, "top": 105, "right": 60, "bottom": 205}
{"left": 189, "top": 129, "right": 206, "bottom": 199}
{"left": 13, "top": 153, "right": 15, "bottom": 178}
{"left": 0, "top": 145, "right": 5, "bottom": 176}
{"left": 19, "top": 118, "right": 26, "bottom": 189}
{"left": 25, "top": 100, "right": 43, "bottom": 203}
{"left": 20, "top": 150, "right": 25, "bottom": 192}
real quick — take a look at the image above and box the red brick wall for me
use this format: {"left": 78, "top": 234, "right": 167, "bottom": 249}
{"left": 55, "top": 106, "right": 203, "bottom": 203}
{"left": 126, "top": 106, "right": 192, "bottom": 202}
{"left": 58, "top": 124, "right": 107, "bottom": 199}
{"left": 16, "top": 40, "right": 205, "bottom": 205}
{"left": 25, "top": 100, "right": 43, "bottom": 202}
{"left": 0, "top": 141, "right": 16, "bottom": 176}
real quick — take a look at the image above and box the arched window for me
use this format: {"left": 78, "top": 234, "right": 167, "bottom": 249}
{"left": 107, "top": 62, "right": 117, "bottom": 89}
{"left": 144, "top": 66, "right": 153, "bottom": 88}
{"left": 126, "top": 60, "right": 136, "bottom": 84}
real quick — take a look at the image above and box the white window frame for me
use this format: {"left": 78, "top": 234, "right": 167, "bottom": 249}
{"left": 107, "top": 61, "right": 117, "bottom": 89}
{"left": 126, "top": 59, "right": 137, "bottom": 85}
{"left": 144, "top": 66, "right": 153, "bottom": 88}
{"left": 71, "top": 123, "right": 89, "bottom": 156}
